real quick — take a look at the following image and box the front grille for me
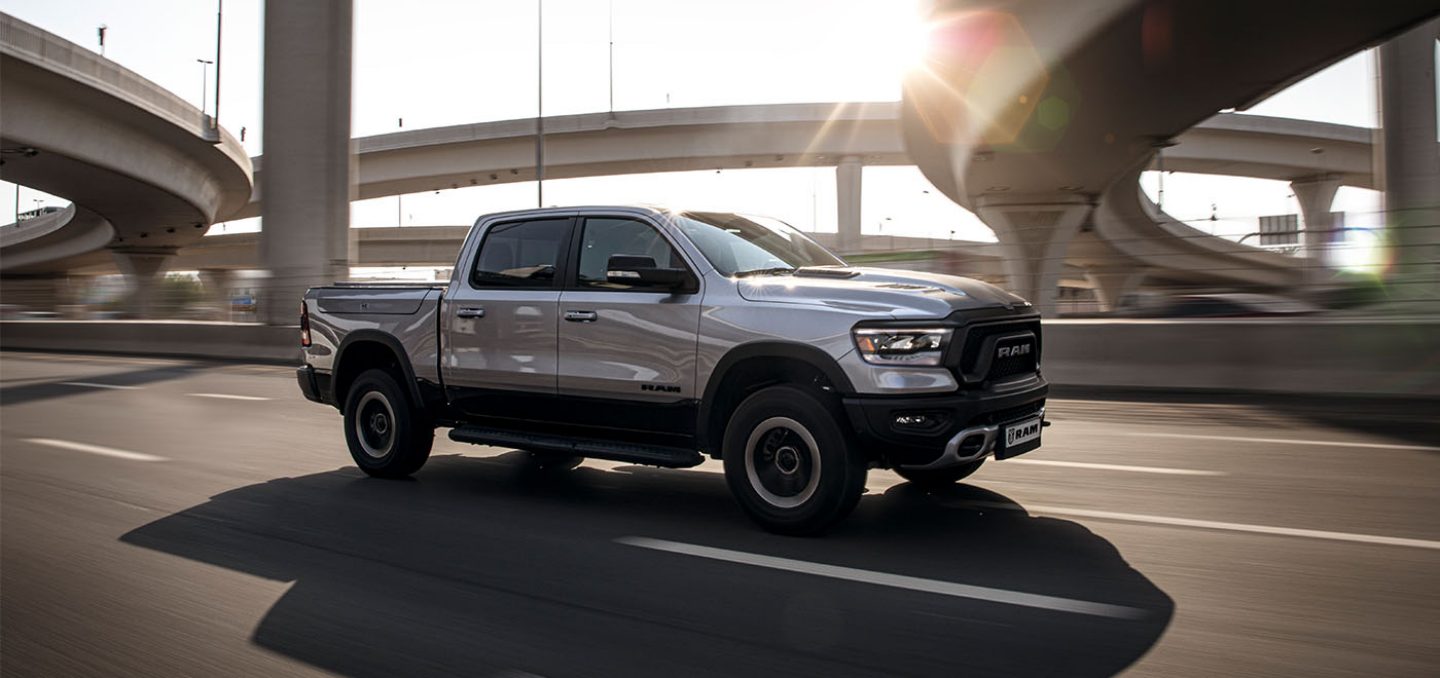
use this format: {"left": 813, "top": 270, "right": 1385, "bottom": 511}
{"left": 989, "top": 350, "right": 1037, "bottom": 380}
{"left": 948, "top": 318, "right": 1042, "bottom": 383}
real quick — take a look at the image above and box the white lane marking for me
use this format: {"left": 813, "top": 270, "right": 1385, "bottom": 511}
{"left": 1113, "top": 430, "right": 1440, "bottom": 452}
{"left": 967, "top": 502, "right": 1440, "bottom": 551}
{"left": 617, "top": 536, "right": 1145, "bottom": 619}
{"left": 25, "top": 438, "right": 167, "bottom": 462}
{"left": 188, "top": 393, "right": 270, "bottom": 401}
{"left": 1002, "top": 459, "right": 1224, "bottom": 476}
{"left": 59, "top": 381, "right": 141, "bottom": 390}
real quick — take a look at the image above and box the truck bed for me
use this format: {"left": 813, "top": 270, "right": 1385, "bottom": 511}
{"left": 312, "top": 284, "right": 445, "bottom": 316}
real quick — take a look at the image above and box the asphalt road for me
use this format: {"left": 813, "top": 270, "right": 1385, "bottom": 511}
{"left": 2, "top": 350, "right": 1437, "bottom": 677}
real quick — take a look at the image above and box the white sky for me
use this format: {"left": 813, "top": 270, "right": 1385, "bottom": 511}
{"left": 0, "top": 0, "right": 1388, "bottom": 247}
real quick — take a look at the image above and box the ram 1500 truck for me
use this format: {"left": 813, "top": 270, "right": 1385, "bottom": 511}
{"left": 297, "top": 206, "right": 1047, "bottom": 534}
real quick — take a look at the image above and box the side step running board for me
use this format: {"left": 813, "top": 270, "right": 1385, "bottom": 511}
{"left": 449, "top": 426, "right": 704, "bottom": 468}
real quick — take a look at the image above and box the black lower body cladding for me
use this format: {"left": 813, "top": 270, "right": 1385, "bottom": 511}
{"left": 296, "top": 366, "right": 334, "bottom": 406}
{"left": 842, "top": 377, "right": 1048, "bottom": 467}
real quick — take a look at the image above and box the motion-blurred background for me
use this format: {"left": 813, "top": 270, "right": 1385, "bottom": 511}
{"left": 1, "top": 1, "right": 1437, "bottom": 677}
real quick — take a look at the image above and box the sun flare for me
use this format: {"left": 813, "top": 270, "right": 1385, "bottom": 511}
{"left": 823, "top": 1, "right": 936, "bottom": 94}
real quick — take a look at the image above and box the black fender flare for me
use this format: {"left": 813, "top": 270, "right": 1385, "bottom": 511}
{"left": 331, "top": 330, "right": 425, "bottom": 407}
{"left": 696, "top": 341, "right": 855, "bottom": 453}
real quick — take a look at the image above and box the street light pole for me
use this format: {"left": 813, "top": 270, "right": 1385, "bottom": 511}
{"left": 535, "top": 0, "right": 545, "bottom": 208}
{"left": 196, "top": 58, "right": 214, "bottom": 116}
{"left": 214, "top": 0, "right": 223, "bottom": 128}
{"left": 397, "top": 118, "right": 404, "bottom": 226}
{"left": 608, "top": 0, "right": 614, "bottom": 113}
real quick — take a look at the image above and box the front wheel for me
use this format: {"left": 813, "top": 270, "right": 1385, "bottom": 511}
{"left": 894, "top": 459, "right": 984, "bottom": 488}
{"left": 343, "top": 368, "right": 433, "bottom": 478}
{"left": 722, "top": 386, "right": 867, "bottom": 535}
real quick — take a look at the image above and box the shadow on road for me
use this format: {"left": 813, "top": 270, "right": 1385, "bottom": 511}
{"left": 121, "top": 452, "right": 1173, "bottom": 677}
{"left": 0, "top": 363, "right": 205, "bottom": 406}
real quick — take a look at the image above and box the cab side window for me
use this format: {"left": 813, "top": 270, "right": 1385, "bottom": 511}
{"left": 575, "top": 217, "right": 686, "bottom": 289}
{"left": 471, "top": 218, "right": 571, "bottom": 288}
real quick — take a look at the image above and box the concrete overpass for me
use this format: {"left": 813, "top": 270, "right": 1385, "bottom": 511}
{"left": 5, "top": 0, "right": 1427, "bottom": 317}
{"left": 901, "top": 0, "right": 1439, "bottom": 314}
{"left": 25, "top": 97, "right": 1388, "bottom": 312}
{"left": 1, "top": 73, "right": 1386, "bottom": 308}
{"left": 0, "top": 13, "right": 253, "bottom": 311}
{"left": 216, "top": 111, "right": 1375, "bottom": 282}
{"left": 233, "top": 101, "right": 910, "bottom": 250}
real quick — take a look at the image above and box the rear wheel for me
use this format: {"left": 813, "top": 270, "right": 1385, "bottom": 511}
{"left": 722, "top": 385, "right": 866, "bottom": 535}
{"left": 343, "top": 368, "right": 433, "bottom": 478}
{"left": 894, "top": 459, "right": 984, "bottom": 488}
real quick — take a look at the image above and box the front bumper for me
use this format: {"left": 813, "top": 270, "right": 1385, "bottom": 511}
{"left": 842, "top": 375, "right": 1047, "bottom": 469}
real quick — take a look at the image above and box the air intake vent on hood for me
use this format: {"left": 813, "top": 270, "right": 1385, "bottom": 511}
{"left": 793, "top": 267, "right": 860, "bottom": 279}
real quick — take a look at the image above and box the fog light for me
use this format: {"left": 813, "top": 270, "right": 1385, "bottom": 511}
{"left": 895, "top": 414, "right": 931, "bottom": 427}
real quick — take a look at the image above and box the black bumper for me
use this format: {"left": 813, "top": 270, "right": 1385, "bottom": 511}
{"left": 843, "top": 376, "right": 1048, "bottom": 468}
{"left": 296, "top": 365, "right": 334, "bottom": 406}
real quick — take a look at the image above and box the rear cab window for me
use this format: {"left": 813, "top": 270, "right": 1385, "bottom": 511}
{"left": 471, "top": 218, "right": 572, "bottom": 288}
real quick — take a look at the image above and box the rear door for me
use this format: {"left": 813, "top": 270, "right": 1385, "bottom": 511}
{"left": 442, "top": 215, "right": 574, "bottom": 417}
{"left": 555, "top": 214, "right": 703, "bottom": 433}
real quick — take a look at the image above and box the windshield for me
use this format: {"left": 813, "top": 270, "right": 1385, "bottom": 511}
{"left": 673, "top": 212, "right": 845, "bottom": 276}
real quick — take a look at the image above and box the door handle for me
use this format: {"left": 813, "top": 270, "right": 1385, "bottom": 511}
{"left": 563, "top": 310, "right": 598, "bottom": 322}
{"left": 456, "top": 306, "right": 486, "bottom": 318}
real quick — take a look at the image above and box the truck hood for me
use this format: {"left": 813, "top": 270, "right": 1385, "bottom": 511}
{"left": 734, "top": 267, "right": 1029, "bottom": 318}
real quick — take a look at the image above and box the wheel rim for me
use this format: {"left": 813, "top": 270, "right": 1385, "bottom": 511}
{"left": 744, "top": 416, "right": 821, "bottom": 509}
{"left": 355, "top": 391, "right": 397, "bottom": 459}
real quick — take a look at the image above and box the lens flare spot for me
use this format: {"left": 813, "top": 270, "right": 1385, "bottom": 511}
{"left": 1038, "top": 96, "right": 1071, "bottom": 131}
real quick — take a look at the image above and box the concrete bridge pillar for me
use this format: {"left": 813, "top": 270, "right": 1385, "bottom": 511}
{"left": 1085, "top": 267, "right": 1147, "bottom": 312}
{"left": 1378, "top": 17, "right": 1440, "bottom": 300}
{"left": 1290, "top": 175, "right": 1343, "bottom": 283}
{"left": 976, "top": 196, "right": 1092, "bottom": 318}
{"left": 112, "top": 247, "right": 175, "bottom": 318}
{"left": 259, "top": 0, "right": 354, "bottom": 325}
{"left": 836, "top": 155, "right": 862, "bottom": 254}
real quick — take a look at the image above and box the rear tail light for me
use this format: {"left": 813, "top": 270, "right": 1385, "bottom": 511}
{"left": 300, "top": 301, "right": 312, "bottom": 347}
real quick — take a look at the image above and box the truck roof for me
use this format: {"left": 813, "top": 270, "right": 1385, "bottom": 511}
{"left": 469, "top": 204, "right": 701, "bottom": 224}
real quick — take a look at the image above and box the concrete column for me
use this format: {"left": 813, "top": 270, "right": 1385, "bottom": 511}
{"left": 836, "top": 155, "right": 862, "bottom": 254}
{"left": 259, "top": 0, "right": 354, "bottom": 325}
{"left": 112, "top": 247, "right": 175, "bottom": 318}
{"left": 1378, "top": 18, "right": 1440, "bottom": 299}
{"left": 1290, "top": 175, "right": 1343, "bottom": 283}
{"left": 1085, "top": 267, "right": 1146, "bottom": 312}
{"left": 198, "top": 268, "right": 237, "bottom": 321}
{"left": 976, "top": 196, "right": 1091, "bottom": 318}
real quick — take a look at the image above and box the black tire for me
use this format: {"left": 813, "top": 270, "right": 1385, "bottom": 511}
{"left": 722, "top": 385, "right": 866, "bottom": 535}
{"left": 343, "top": 368, "right": 433, "bottom": 478}
{"left": 894, "top": 459, "right": 985, "bottom": 488}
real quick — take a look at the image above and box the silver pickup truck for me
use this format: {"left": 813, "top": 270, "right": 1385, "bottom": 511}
{"left": 297, "top": 206, "right": 1047, "bottom": 534}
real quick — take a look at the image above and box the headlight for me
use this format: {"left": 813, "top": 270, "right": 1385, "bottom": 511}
{"left": 852, "top": 328, "right": 952, "bottom": 366}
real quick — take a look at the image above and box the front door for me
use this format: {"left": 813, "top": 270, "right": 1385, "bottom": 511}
{"left": 442, "top": 215, "right": 573, "bottom": 418}
{"left": 556, "top": 215, "right": 703, "bottom": 436}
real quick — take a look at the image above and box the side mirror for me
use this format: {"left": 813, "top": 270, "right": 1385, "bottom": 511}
{"left": 606, "top": 255, "right": 690, "bottom": 290}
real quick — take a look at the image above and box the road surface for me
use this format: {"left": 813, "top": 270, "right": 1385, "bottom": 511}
{"left": 2, "top": 351, "right": 1437, "bottom": 677}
